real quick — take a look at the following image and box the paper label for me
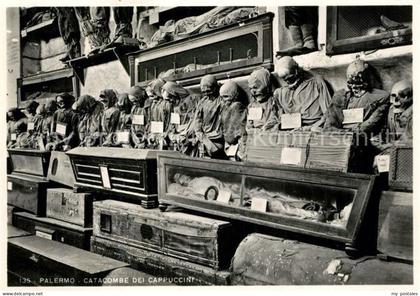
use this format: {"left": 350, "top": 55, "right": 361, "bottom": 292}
{"left": 21, "top": 30, "right": 27, "bottom": 38}
{"left": 151, "top": 121, "right": 164, "bottom": 134}
{"left": 132, "top": 114, "right": 145, "bottom": 125}
{"left": 226, "top": 144, "right": 239, "bottom": 157}
{"left": 342, "top": 108, "right": 364, "bottom": 124}
{"left": 280, "top": 147, "right": 302, "bottom": 165}
{"left": 281, "top": 113, "right": 301, "bottom": 129}
{"left": 376, "top": 155, "right": 390, "bottom": 173}
{"left": 35, "top": 231, "right": 52, "bottom": 240}
{"left": 248, "top": 107, "right": 263, "bottom": 121}
{"left": 11, "top": 133, "right": 17, "bottom": 141}
{"left": 170, "top": 113, "right": 181, "bottom": 125}
{"left": 116, "top": 131, "right": 130, "bottom": 143}
{"left": 27, "top": 122, "right": 35, "bottom": 131}
{"left": 56, "top": 123, "right": 67, "bottom": 136}
{"left": 251, "top": 198, "right": 267, "bottom": 212}
{"left": 149, "top": 8, "right": 159, "bottom": 24}
{"left": 7, "top": 182, "right": 12, "bottom": 191}
{"left": 100, "top": 166, "right": 111, "bottom": 189}
{"left": 217, "top": 190, "right": 231, "bottom": 204}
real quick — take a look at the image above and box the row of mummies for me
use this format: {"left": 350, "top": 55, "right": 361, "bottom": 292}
{"left": 7, "top": 56, "right": 412, "bottom": 163}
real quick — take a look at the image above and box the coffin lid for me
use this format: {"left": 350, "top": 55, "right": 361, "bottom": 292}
{"left": 66, "top": 147, "right": 161, "bottom": 160}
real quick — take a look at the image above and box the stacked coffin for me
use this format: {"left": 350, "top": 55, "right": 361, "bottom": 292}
{"left": 245, "top": 131, "right": 355, "bottom": 172}
{"left": 376, "top": 144, "right": 413, "bottom": 263}
{"left": 10, "top": 150, "right": 94, "bottom": 250}
{"left": 90, "top": 200, "right": 239, "bottom": 285}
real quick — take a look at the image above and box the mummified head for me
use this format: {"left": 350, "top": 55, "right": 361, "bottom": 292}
{"left": 346, "top": 60, "right": 370, "bottom": 97}
{"left": 391, "top": 80, "right": 412, "bottom": 109}
{"left": 200, "top": 75, "right": 219, "bottom": 99}
{"left": 248, "top": 68, "right": 271, "bottom": 102}
{"left": 56, "top": 93, "right": 75, "bottom": 110}
{"left": 220, "top": 80, "right": 239, "bottom": 106}
{"left": 99, "top": 89, "right": 118, "bottom": 109}
{"left": 276, "top": 56, "right": 301, "bottom": 88}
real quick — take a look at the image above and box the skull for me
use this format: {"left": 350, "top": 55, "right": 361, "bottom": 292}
{"left": 390, "top": 80, "right": 412, "bottom": 109}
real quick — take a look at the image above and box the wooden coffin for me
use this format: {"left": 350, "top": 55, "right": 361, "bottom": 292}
{"left": 8, "top": 235, "right": 128, "bottom": 286}
{"left": 90, "top": 236, "right": 231, "bottom": 285}
{"left": 377, "top": 191, "right": 413, "bottom": 262}
{"left": 67, "top": 147, "right": 160, "bottom": 208}
{"left": 245, "top": 131, "right": 354, "bottom": 172}
{"left": 7, "top": 173, "right": 52, "bottom": 216}
{"left": 389, "top": 145, "right": 413, "bottom": 191}
{"left": 47, "top": 151, "right": 76, "bottom": 188}
{"left": 231, "top": 232, "right": 413, "bottom": 285}
{"left": 13, "top": 211, "right": 92, "bottom": 250}
{"left": 8, "top": 149, "right": 51, "bottom": 177}
{"left": 158, "top": 154, "right": 378, "bottom": 254}
{"left": 93, "top": 200, "right": 236, "bottom": 270}
{"left": 46, "top": 188, "right": 93, "bottom": 227}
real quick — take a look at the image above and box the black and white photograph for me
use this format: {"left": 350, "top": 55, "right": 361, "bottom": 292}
{"left": 1, "top": 2, "right": 417, "bottom": 292}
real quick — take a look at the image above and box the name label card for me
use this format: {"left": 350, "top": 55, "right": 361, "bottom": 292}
{"left": 7, "top": 182, "right": 12, "bottom": 191}
{"left": 11, "top": 133, "right": 17, "bottom": 141}
{"left": 116, "top": 131, "right": 130, "bottom": 143}
{"left": 35, "top": 231, "right": 52, "bottom": 240}
{"left": 27, "top": 122, "right": 35, "bottom": 131}
{"left": 132, "top": 114, "right": 145, "bottom": 125}
{"left": 217, "top": 190, "right": 231, "bottom": 204}
{"left": 281, "top": 113, "right": 302, "bottom": 129}
{"left": 56, "top": 123, "right": 67, "bottom": 136}
{"left": 280, "top": 147, "right": 302, "bottom": 165}
{"left": 151, "top": 121, "right": 164, "bottom": 134}
{"left": 225, "top": 144, "right": 239, "bottom": 157}
{"left": 342, "top": 108, "right": 364, "bottom": 124}
{"left": 170, "top": 113, "right": 181, "bottom": 125}
{"left": 375, "top": 155, "right": 390, "bottom": 173}
{"left": 251, "top": 198, "right": 267, "bottom": 212}
{"left": 248, "top": 107, "right": 263, "bottom": 121}
{"left": 100, "top": 166, "right": 111, "bottom": 189}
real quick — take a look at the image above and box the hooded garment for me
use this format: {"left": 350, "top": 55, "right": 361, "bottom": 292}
{"left": 220, "top": 81, "right": 247, "bottom": 145}
{"left": 99, "top": 89, "right": 120, "bottom": 134}
{"left": 162, "top": 81, "right": 195, "bottom": 126}
{"left": 25, "top": 100, "right": 40, "bottom": 119}
{"left": 147, "top": 80, "right": 173, "bottom": 134}
{"left": 7, "top": 108, "right": 27, "bottom": 146}
{"left": 33, "top": 104, "right": 46, "bottom": 134}
{"left": 42, "top": 100, "right": 58, "bottom": 134}
{"left": 247, "top": 68, "right": 279, "bottom": 131}
{"left": 9, "top": 120, "right": 31, "bottom": 149}
{"left": 147, "top": 79, "right": 166, "bottom": 122}
{"left": 387, "top": 104, "right": 412, "bottom": 143}
{"left": 274, "top": 71, "right": 332, "bottom": 127}
{"left": 74, "top": 94, "right": 103, "bottom": 146}
{"left": 51, "top": 93, "right": 80, "bottom": 149}
{"left": 129, "top": 86, "right": 149, "bottom": 147}
{"left": 116, "top": 93, "right": 132, "bottom": 131}
{"left": 324, "top": 88, "right": 390, "bottom": 135}
{"left": 180, "top": 75, "right": 224, "bottom": 158}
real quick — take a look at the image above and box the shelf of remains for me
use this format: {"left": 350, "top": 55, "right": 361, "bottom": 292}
{"left": 130, "top": 12, "right": 274, "bottom": 87}
{"left": 157, "top": 152, "right": 379, "bottom": 257}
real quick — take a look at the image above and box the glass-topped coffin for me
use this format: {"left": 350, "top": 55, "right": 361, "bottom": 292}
{"left": 158, "top": 154, "right": 377, "bottom": 248}
{"left": 130, "top": 13, "right": 273, "bottom": 87}
{"left": 67, "top": 147, "right": 164, "bottom": 208}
